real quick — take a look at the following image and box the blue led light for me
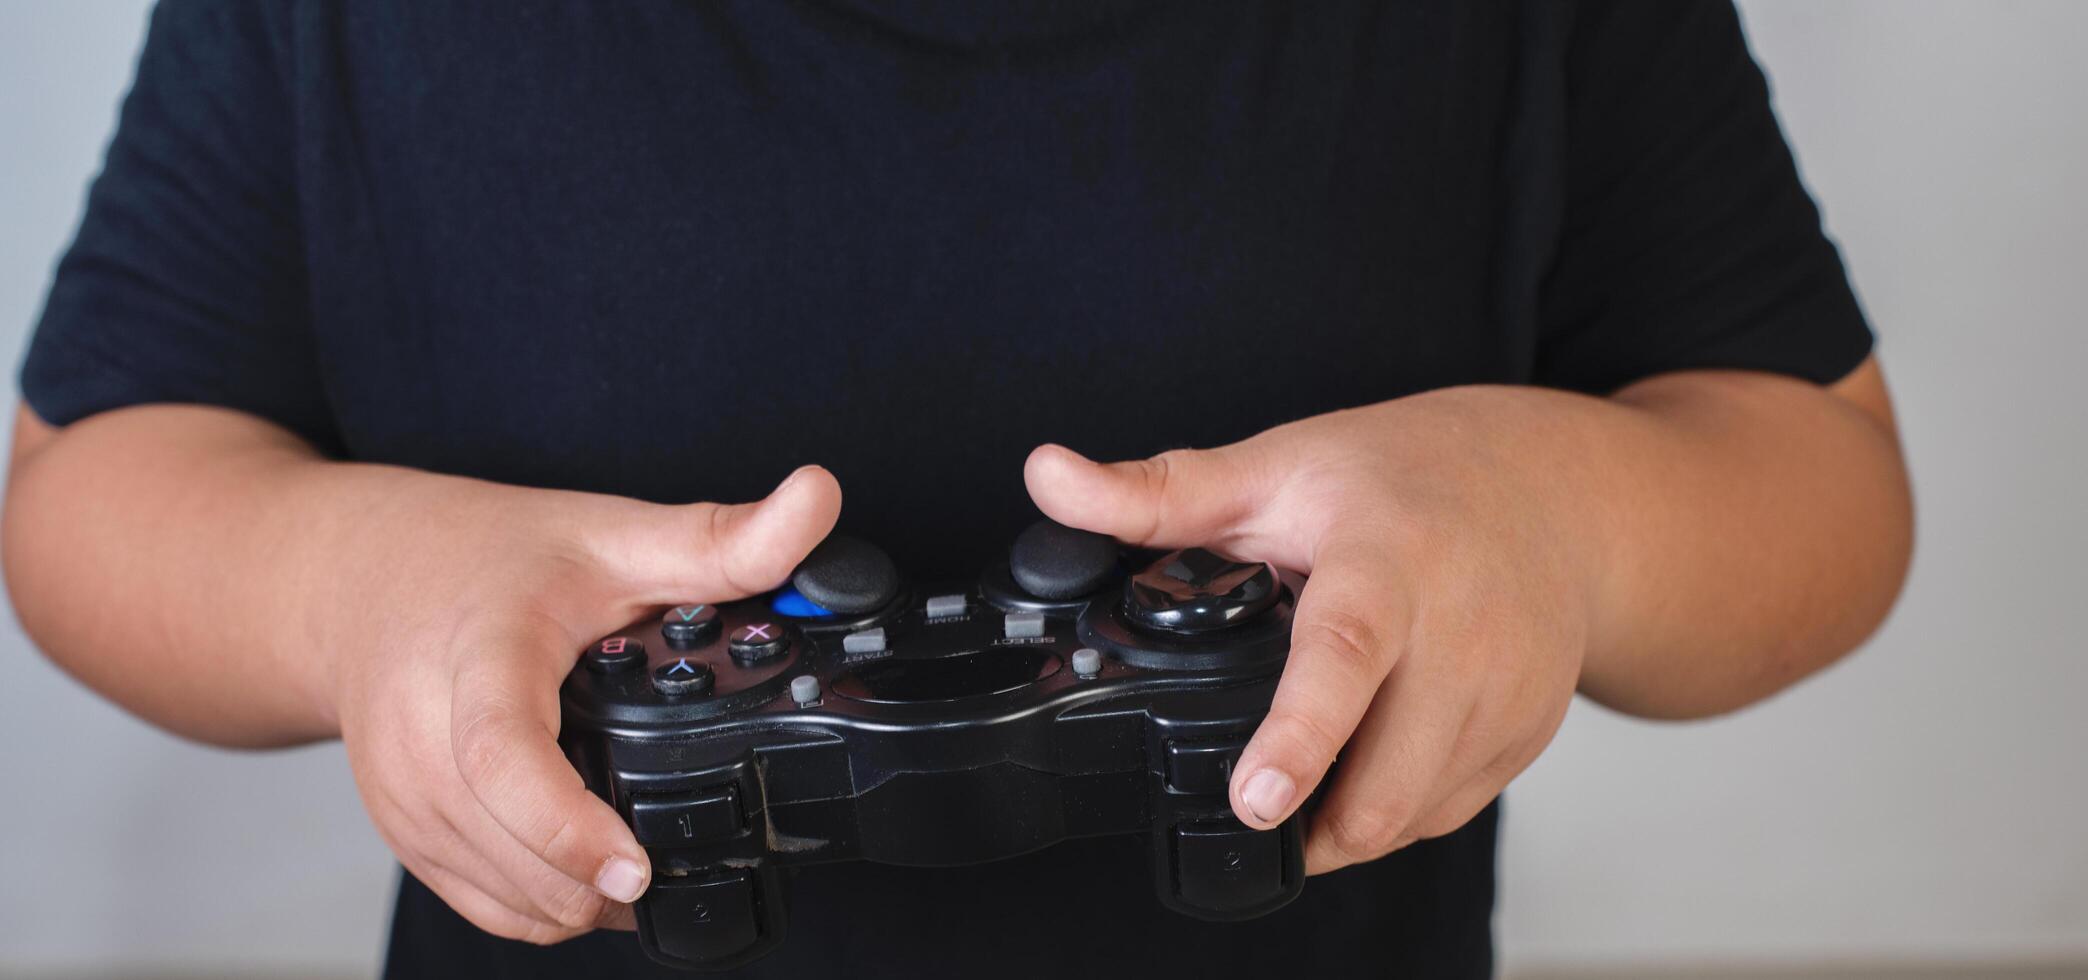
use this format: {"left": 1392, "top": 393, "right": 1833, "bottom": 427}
{"left": 770, "top": 586, "right": 835, "bottom": 618}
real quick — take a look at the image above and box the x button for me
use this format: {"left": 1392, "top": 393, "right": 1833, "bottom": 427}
{"left": 729, "top": 621, "right": 789, "bottom": 664}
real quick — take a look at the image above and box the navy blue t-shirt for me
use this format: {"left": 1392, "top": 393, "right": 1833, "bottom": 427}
{"left": 21, "top": 1, "right": 1871, "bottom": 977}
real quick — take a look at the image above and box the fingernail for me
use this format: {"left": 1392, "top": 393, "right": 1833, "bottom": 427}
{"left": 595, "top": 856, "right": 648, "bottom": 904}
{"left": 773, "top": 466, "right": 811, "bottom": 497}
{"left": 1041, "top": 444, "right": 1092, "bottom": 467}
{"left": 1238, "top": 768, "right": 1295, "bottom": 824}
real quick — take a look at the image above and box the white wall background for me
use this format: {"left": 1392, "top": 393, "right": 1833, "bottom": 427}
{"left": 1, "top": 2, "right": 2082, "bottom": 975}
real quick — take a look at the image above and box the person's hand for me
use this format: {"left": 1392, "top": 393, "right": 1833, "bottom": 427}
{"left": 320, "top": 465, "right": 841, "bottom": 943}
{"left": 1025, "top": 389, "right": 1596, "bottom": 873}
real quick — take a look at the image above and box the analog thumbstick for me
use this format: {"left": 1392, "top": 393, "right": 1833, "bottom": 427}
{"left": 1008, "top": 520, "right": 1119, "bottom": 600}
{"left": 791, "top": 535, "right": 900, "bottom": 614}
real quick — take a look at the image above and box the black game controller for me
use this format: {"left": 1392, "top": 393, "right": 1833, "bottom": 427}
{"left": 559, "top": 520, "right": 1306, "bottom": 971}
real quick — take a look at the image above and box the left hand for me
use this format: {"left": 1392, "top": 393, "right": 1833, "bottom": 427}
{"left": 1026, "top": 388, "right": 1598, "bottom": 873}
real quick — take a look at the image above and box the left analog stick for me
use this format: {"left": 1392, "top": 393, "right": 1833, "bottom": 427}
{"left": 791, "top": 535, "right": 900, "bottom": 614}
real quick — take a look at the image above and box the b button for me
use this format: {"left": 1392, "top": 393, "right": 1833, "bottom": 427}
{"left": 585, "top": 637, "right": 644, "bottom": 674}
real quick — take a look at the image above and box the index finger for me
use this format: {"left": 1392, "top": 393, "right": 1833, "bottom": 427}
{"left": 1229, "top": 540, "right": 1414, "bottom": 829}
{"left": 450, "top": 620, "right": 652, "bottom": 907}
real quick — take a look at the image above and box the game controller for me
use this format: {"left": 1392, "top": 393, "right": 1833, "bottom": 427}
{"left": 558, "top": 520, "right": 1306, "bottom": 971}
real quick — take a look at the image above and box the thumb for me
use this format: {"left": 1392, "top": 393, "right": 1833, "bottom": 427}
{"left": 607, "top": 465, "right": 843, "bottom": 603}
{"left": 1024, "top": 443, "right": 1273, "bottom": 550}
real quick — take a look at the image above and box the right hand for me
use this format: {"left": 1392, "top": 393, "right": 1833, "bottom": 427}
{"left": 320, "top": 465, "right": 841, "bottom": 944}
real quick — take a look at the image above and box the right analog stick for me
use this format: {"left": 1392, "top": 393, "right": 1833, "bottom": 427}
{"left": 1008, "top": 520, "right": 1120, "bottom": 600}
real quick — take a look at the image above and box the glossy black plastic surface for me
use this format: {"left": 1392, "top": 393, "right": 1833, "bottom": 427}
{"left": 1125, "top": 548, "right": 1280, "bottom": 633}
{"left": 560, "top": 538, "right": 1307, "bottom": 972}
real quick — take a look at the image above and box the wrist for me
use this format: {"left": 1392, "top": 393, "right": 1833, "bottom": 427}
{"left": 273, "top": 459, "right": 485, "bottom": 735}
{"left": 1447, "top": 384, "right": 1697, "bottom": 699}
{"left": 1387, "top": 385, "right": 1639, "bottom": 667}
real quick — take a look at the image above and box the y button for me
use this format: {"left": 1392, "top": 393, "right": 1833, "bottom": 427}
{"left": 652, "top": 658, "right": 715, "bottom": 697}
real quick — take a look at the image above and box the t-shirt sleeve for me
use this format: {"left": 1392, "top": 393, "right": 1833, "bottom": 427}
{"left": 1534, "top": 0, "right": 1874, "bottom": 393}
{"left": 18, "top": 0, "right": 337, "bottom": 450}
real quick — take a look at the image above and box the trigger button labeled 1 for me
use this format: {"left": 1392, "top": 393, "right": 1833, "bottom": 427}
{"left": 630, "top": 784, "right": 743, "bottom": 846}
{"left": 1165, "top": 737, "right": 1247, "bottom": 795}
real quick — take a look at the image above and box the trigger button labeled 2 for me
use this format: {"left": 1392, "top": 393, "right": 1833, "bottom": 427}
{"left": 1174, "top": 820, "right": 1284, "bottom": 914}
{"left": 648, "top": 869, "right": 763, "bottom": 964}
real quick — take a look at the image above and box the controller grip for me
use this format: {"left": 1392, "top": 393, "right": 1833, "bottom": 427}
{"left": 636, "top": 862, "right": 787, "bottom": 971}
{"left": 1144, "top": 728, "right": 1306, "bottom": 921}
{"left": 1153, "top": 815, "right": 1305, "bottom": 921}
{"left": 615, "top": 751, "right": 789, "bottom": 971}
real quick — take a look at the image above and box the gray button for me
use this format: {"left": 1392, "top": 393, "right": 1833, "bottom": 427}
{"left": 924, "top": 594, "right": 968, "bottom": 619}
{"left": 1071, "top": 647, "right": 1102, "bottom": 677}
{"left": 842, "top": 627, "right": 887, "bottom": 655}
{"left": 790, "top": 675, "right": 822, "bottom": 706}
{"left": 1003, "top": 612, "right": 1046, "bottom": 639}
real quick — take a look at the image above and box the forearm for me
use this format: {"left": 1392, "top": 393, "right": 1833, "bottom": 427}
{"left": 4, "top": 404, "right": 437, "bottom": 746}
{"left": 1506, "top": 365, "right": 1912, "bottom": 718}
{"left": 4, "top": 401, "right": 845, "bottom": 939}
